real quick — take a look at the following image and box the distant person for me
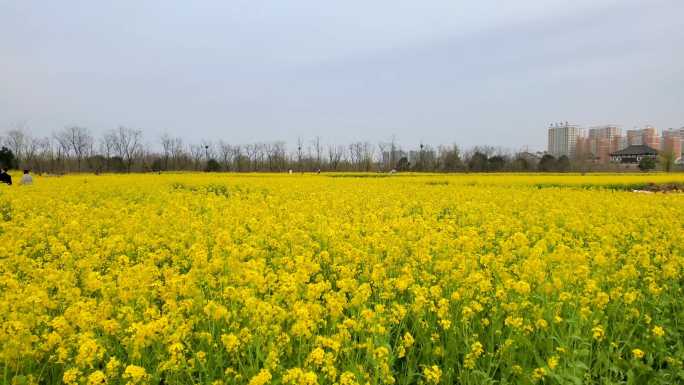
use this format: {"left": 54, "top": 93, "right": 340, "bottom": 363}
{"left": 20, "top": 170, "right": 33, "bottom": 185}
{"left": 0, "top": 168, "right": 11, "bottom": 185}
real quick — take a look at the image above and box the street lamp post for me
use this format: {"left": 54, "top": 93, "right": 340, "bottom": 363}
{"left": 298, "top": 145, "right": 302, "bottom": 173}
{"left": 420, "top": 143, "right": 424, "bottom": 171}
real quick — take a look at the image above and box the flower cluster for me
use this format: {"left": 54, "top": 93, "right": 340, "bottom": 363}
{"left": 1, "top": 173, "right": 683, "bottom": 384}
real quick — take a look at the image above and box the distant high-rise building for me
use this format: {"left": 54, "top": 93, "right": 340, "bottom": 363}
{"left": 642, "top": 125, "right": 660, "bottom": 150}
{"left": 575, "top": 136, "right": 591, "bottom": 160}
{"left": 624, "top": 126, "right": 660, "bottom": 152}
{"left": 547, "top": 122, "right": 581, "bottom": 158}
{"left": 574, "top": 125, "right": 623, "bottom": 163}
{"left": 382, "top": 149, "right": 407, "bottom": 168}
{"left": 619, "top": 136, "right": 628, "bottom": 150}
{"left": 662, "top": 128, "right": 682, "bottom": 161}
{"left": 548, "top": 123, "right": 681, "bottom": 162}
{"left": 626, "top": 129, "right": 643, "bottom": 146}
{"left": 408, "top": 150, "right": 420, "bottom": 165}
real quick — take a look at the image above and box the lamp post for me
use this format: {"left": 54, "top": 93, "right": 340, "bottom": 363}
{"left": 298, "top": 145, "right": 302, "bottom": 173}
{"left": 420, "top": 143, "right": 424, "bottom": 171}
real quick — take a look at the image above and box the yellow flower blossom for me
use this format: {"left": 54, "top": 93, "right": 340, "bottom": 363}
{"left": 592, "top": 326, "right": 605, "bottom": 341}
{"left": 87, "top": 370, "right": 107, "bottom": 385}
{"left": 123, "top": 365, "right": 148, "bottom": 385}
{"left": 532, "top": 367, "right": 546, "bottom": 381}
{"left": 652, "top": 326, "right": 665, "bottom": 337}
{"left": 547, "top": 356, "right": 559, "bottom": 370}
{"left": 1, "top": 173, "right": 682, "bottom": 383}
{"left": 63, "top": 368, "right": 81, "bottom": 385}
{"left": 423, "top": 365, "right": 442, "bottom": 384}
{"left": 632, "top": 349, "right": 645, "bottom": 359}
{"left": 248, "top": 369, "right": 272, "bottom": 385}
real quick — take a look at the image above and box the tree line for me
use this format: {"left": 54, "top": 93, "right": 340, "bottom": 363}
{"left": 0, "top": 126, "right": 650, "bottom": 173}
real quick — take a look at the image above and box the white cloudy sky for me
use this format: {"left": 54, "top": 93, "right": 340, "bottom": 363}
{"left": 1, "top": 0, "right": 683, "bottom": 150}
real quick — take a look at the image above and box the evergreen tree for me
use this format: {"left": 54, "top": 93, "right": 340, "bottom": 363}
{"left": 538, "top": 154, "right": 557, "bottom": 172}
{"left": 638, "top": 157, "right": 656, "bottom": 172}
{"left": 0, "top": 147, "right": 17, "bottom": 169}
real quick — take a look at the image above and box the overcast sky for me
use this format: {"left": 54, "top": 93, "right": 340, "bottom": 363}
{"left": 1, "top": 0, "right": 683, "bottom": 150}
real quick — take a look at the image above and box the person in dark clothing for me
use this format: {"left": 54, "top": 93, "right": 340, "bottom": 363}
{"left": 0, "top": 168, "right": 12, "bottom": 185}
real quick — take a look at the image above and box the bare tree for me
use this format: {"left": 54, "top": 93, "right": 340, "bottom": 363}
{"left": 327, "top": 144, "right": 344, "bottom": 170}
{"left": 52, "top": 131, "right": 70, "bottom": 172}
{"left": 346, "top": 142, "right": 374, "bottom": 171}
{"left": 257, "top": 143, "right": 268, "bottom": 171}
{"left": 377, "top": 142, "right": 388, "bottom": 170}
{"left": 472, "top": 145, "right": 496, "bottom": 157}
{"left": 100, "top": 131, "right": 118, "bottom": 171}
{"left": 262, "top": 141, "right": 285, "bottom": 171}
{"left": 264, "top": 142, "right": 275, "bottom": 171}
{"left": 23, "top": 135, "right": 42, "bottom": 170}
{"left": 660, "top": 150, "right": 676, "bottom": 172}
{"left": 32, "top": 137, "right": 51, "bottom": 172}
{"left": 438, "top": 144, "right": 463, "bottom": 172}
{"left": 348, "top": 142, "right": 359, "bottom": 169}
{"left": 360, "top": 142, "right": 374, "bottom": 171}
{"left": 311, "top": 136, "right": 323, "bottom": 170}
{"left": 4, "top": 126, "right": 29, "bottom": 165}
{"left": 189, "top": 144, "right": 204, "bottom": 170}
{"left": 218, "top": 140, "right": 232, "bottom": 171}
{"left": 231, "top": 145, "right": 244, "bottom": 171}
{"left": 272, "top": 141, "right": 287, "bottom": 171}
{"left": 169, "top": 137, "right": 185, "bottom": 170}
{"left": 138, "top": 141, "right": 154, "bottom": 171}
{"left": 111, "top": 126, "right": 143, "bottom": 172}
{"left": 245, "top": 143, "right": 259, "bottom": 171}
{"left": 160, "top": 133, "right": 174, "bottom": 170}
{"left": 55, "top": 126, "right": 93, "bottom": 171}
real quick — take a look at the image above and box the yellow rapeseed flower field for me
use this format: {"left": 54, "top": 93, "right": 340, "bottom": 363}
{"left": 1, "top": 173, "right": 684, "bottom": 384}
